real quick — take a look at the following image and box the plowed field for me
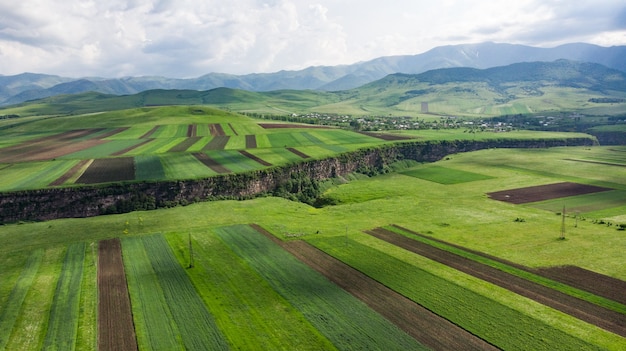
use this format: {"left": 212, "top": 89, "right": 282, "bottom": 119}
{"left": 250, "top": 224, "right": 498, "bottom": 351}
{"left": 487, "top": 182, "right": 612, "bottom": 204}
{"left": 368, "top": 227, "right": 626, "bottom": 337}
{"left": 98, "top": 238, "right": 138, "bottom": 351}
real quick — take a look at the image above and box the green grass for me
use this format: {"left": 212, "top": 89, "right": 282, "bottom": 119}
{"left": 122, "top": 236, "right": 184, "bottom": 350}
{"left": 165, "top": 231, "right": 337, "bottom": 350}
{"left": 529, "top": 190, "right": 626, "bottom": 214}
{"left": 309, "top": 236, "right": 603, "bottom": 351}
{"left": 141, "top": 234, "right": 228, "bottom": 350}
{"left": 216, "top": 224, "right": 426, "bottom": 350}
{"left": 0, "top": 249, "right": 43, "bottom": 351}
{"left": 401, "top": 165, "right": 494, "bottom": 184}
{"left": 160, "top": 153, "right": 217, "bottom": 179}
{"left": 42, "top": 242, "right": 85, "bottom": 351}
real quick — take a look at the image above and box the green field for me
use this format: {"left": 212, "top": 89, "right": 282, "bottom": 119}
{"left": 0, "top": 105, "right": 625, "bottom": 350}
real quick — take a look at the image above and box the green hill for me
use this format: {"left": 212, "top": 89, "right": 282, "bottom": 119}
{"left": 2, "top": 60, "right": 625, "bottom": 118}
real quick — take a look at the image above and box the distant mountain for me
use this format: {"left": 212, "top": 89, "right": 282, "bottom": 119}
{"left": 8, "top": 60, "right": 625, "bottom": 118}
{"left": 1, "top": 42, "right": 625, "bottom": 105}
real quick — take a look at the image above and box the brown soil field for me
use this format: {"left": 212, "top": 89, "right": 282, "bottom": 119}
{"left": 535, "top": 266, "right": 626, "bottom": 305}
{"left": 202, "top": 136, "right": 230, "bottom": 150}
{"left": 370, "top": 226, "right": 626, "bottom": 337}
{"left": 228, "top": 123, "right": 238, "bottom": 136}
{"left": 286, "top": 147, "right": 310, "bottom": 159}
{"left": 48, "top": 159, "right": 91, "bottom": 186}
{"left": 0, "top": 129, "right": 108, "bottom": 163}
{"left": 187, "top": 124, "right": 197, "bottom": 137}
{"left": 208, "top": 123, "right": 226, "bottom": 136}
{"left": 98, "top": 238, "right": 138, "bottom": 351}
{"left": 245, "top": 134, "right": 257, "bottom": 148}
{"left": 139, "top": 125, "right": 160, "bottom": 139}
{"left": 168, "top": 137, "right": 202, "bottom": 152}
{"left": 250, "top": 224, "right": 498, "bottom": 351}
{"left": 487, "top": 182, "right": 612, "bottom": 204}
{"left": 357, "top": 131, "right": 415, "bottom": 141}
{"left": 111, "top": 138, "right": 155, "bottom": 156}
{"left": 98, "top": 127, "right": 130, "bottom": 139}
{"left": 76, "top": 157, "right": 135, "bottom": 184}
{"left": 193, "top": 153, "right": 231, "bottom": 173}
{"left": 258, "top": 123, "right": 333, "bottom": 129}
{"left": 239, "top": 150, "right": 272, "bottom": 166}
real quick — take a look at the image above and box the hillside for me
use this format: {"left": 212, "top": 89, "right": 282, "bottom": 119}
{"left": 3, "top": 60, "right": 625, "bottom": 119}
{"left": 2, "top": 42, "right": 625, "bottom": 105}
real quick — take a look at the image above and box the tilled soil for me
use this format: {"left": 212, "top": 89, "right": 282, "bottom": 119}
{"left": 369, "top": 226, "right": 626, "bottom": 337}
{"left": 487, "top": 182, "right": 612, "bottom": 204}
{"left": 250, "top": 224, "right": 499, "bottom": 351}
{"left": 98, "top": 238, "right": 138, "bottom": 351}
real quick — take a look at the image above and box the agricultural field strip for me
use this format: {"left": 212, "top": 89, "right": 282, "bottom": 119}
{"left": 165, "top": 232, "right": 338, "bottom": 350}
{"left": 528, "top": 189, "right": 626, "bottom": 214}
{"left": 309, "top": 234, "right": 603, "bottom": 351}
{"left": 160, "top": 153, "right": 217, "bottom": 179}
{"left": 216, "top": 225, "right": 425, "bottom": 351}
{"left": 134, "top": 154, "right": 166, "bottom": 180}
{"left": 381, "top": 226, "right": 626, "bottom": 334}
{"left": 140, "top": 234, "right": 229, "bottom": 350}
{"left": 209, "top": 150, "right": 264, "bottom": 172}
{"left": 564, "top": 158, "right": 626, "bottom": 167}
{"left": 251, "top": 224, "right": 497, "bottom": 351}
{"left": 42, "top": 242, "right": 85, "bottom": 351}
{"left": 121, "top": 237, "right": 183, "bottom": 351}
{"left": 0, "top": 249, "right": 44, "bottom": 350}
{"left": 97, "top": 238, "right": 138, "bottom": 351}
{"left": 60, "top": 139, "right": 149, "bottom": 159}
{"left": 193, "top": 152, "right": 231, "bottom": 174}
{"left": 76, "top": 157, "right": 135, "bottom": 184}
{"left": 238, "top": 150, "right": 272, "bottom": 166}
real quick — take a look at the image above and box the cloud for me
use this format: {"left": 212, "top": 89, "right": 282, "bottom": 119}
{"left": 0, "top": 0, "right": 624, "bottom": 77}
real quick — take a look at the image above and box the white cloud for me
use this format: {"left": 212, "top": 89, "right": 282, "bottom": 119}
{"left": 0, "top": 0, "right": 624, "bottom": 77}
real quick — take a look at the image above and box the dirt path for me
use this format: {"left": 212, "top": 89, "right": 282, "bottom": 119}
{"left": 368, "top": 227, "right": 626, "bottom": 337}
{"left": 98, "top": 238, "right": 138, "bottom": 351}
{"left": 250, "top": 224, "right": 498, "bottom": 351}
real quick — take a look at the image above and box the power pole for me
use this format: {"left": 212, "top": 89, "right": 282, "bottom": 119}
{"left": 188, "top": 232, "right": 194, "bottom": 268}
{"left": 560, "top": 206, "right": 566, "bottom": 240}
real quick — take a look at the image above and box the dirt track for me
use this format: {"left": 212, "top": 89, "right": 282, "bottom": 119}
{"left": 250, "top": 224, "right": 498, "bottom": 351}
{"left": 368, "top": 226, "right": 626, "bottom": 337}
{"left": 98, "top": 238, "right": 138, "bottom": 351}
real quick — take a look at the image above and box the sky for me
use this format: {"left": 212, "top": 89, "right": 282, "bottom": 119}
{"left": 1, "top": 0, "right": 625, "bottom": 78}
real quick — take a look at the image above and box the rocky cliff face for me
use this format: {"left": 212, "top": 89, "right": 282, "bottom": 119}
{"left": 0, "top": 137, "right": 595, "bottom": 223}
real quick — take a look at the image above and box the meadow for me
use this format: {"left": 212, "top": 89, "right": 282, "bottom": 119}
{"left": 0, "top": 106, "right": 625, "bottom": 349}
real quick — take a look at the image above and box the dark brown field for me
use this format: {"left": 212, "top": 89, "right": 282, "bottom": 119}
{"left": 48, "top": 159, "right": 91, "bottom": 186}
{"left": 239, "top": 150, "right": 272, "bottom": 166}
{"left": 487, "top": 182, "right": 612, "bottom": 204}
{"left": 0, "top": 129, "right": 107, "bottom": 162}
{"left": 75, "top": 157, "right": 135, "bottom": 184}
{"left": 202, "top": 136, "right": 230, "bottom": 150}
{"left": 370, "top": 226, "right": 626, "bottom": 337}
{"left": 286, "top": 147, "right": 310, "bottom": 159}
{"left": 168, "top": 137, "right": 202, "bottom": 152}
{"left": 245, "top": 134, "right": 257, "bottom": 148}
{"left": 208, "top": 123, "right": 226, "bottom": 136}
{"left": 258, "top": 123, "right": 333, "bottom": 129}
{"left": 357, "top": 131, "right": 415, "bottom": 141}
{"left": 250, "top": 224, "right": 498, "bottom": 351}
{"left": 193, "top": 153, "right": 231, "bottom": 173}
{"left": 97, "top": 238, "right": 138, "bottom": 351}
{"left": 111, "top": 138, "right": 155, "bottom": 156}
{"left": 139, "top": 125, "right": 160, "bottom": 139}
{"left": 187, "top": 124, "right": 197, "bottom": 137}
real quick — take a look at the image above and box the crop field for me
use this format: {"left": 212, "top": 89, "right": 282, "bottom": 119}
{"left": 0, "top": 106, "right": 394, "bottom": 191}
{"left": 401, "top": 165, "right": 494, "bottom": 184}
{"left": 0, "top": 104, "right": 625, "bottom": 350}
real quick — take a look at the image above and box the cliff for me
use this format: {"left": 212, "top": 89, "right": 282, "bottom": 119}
{"left": 0, "top": 137, "right": 595, "bottom": 223}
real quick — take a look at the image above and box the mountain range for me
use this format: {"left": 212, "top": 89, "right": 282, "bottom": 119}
{"left": 1, "top": 42, "right": 625, "bottom": 106}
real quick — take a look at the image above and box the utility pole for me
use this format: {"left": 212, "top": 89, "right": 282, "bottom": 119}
{"left": 188, "top": 232, "right": 194, "bottom": 268}
{"left": 560, "top": 206, "right": 566, "bottom": 240}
